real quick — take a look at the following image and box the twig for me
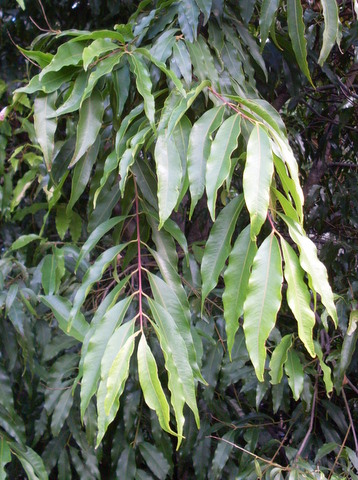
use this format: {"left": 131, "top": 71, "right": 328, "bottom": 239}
{"left": 342, "top": 387, "right": 358, "bottom": 455}
{"left": 345, "top": 376, "right": 358, "bottom": 396}
{"left": 37, "top": 0, "right": 58, "bottom": 33}
{"left": 295, "top": 377, "right": 318, "bottom": 460}
{"left": 327, "top": 425, "right": 351, "bottom": 480}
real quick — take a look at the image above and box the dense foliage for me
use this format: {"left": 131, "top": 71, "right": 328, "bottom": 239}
{"left": 0, "top": 0, "right": 357, "bottom": 479}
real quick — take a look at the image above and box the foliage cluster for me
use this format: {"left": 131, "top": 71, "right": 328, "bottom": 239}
{"left": 0, "top": 0, "right": 358, "bottom": 479}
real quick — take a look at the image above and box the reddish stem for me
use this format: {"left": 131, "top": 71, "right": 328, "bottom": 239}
{"left": 134, "top": 177, "right": 145, "bottom": 331}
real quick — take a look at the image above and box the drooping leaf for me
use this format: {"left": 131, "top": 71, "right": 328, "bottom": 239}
{"left": 55, "top": 205, "right": 71, "bottom": 240}
{"left": 269, "top": 334, "right": 292, "bottom": 384}
{"left": 206, "top": 114, "right": 241, "bottom": 220}
{"left": 69, "top": 89, "right": 104, "bottom": 168}
{"left": 187, "top": 106, "right": 225, "bottom": 217}
{"left": 334, "top": 312, "right": 358, "bottom": 393}
{"left": 280, "top": 238, "right": 315, "bottom": 357}
{"left": 318, "top": 0, "right": 339, "bottom": 66}
{"left": 178, "top": 0, "right": 200, "bottom": 43}
{"left": 223, "top": 225, "right": 257, "bottom": 358}
{"left": 0, "top": 437, "right": 11, "bottom": 480}
{"left": 51, "top": 388, "right": 74, "bottom": 437}
{"left": 260, "top": 0, "right": 280, "bottom": 49}
{"left": 34, "top": 93, "right": 57, "bottom": 171}
{"left": 51, "top": 71, "right": 88, "bottom": 117}
{"left": 201, "top": 195, "right": 244, "bottom": 308}
{"left": 284, "top": 349, "right": 304, "bottom": 401}
{"left": 137, "top": 334, "right": 177, "bottom": 436}
{"left": 172, "top": 40, "right": 192, "bottom": 85}
{"left": 128, "top": 54, "right": 155, "bottom": 128}
{"left": 82, "top": 38, "right": 119, "bottom": 71}
{"left": 287, "top": 0, "right": 313, "bottom": 85}
{"left": 138, "top": 442, "right": 171, "bottom": 480}
{"left": 314, "top": 341, "right": 333, "bottom": 394}
{"left": 243, "top": 123, "right": 274, "bottom": 239}
{"left": 243, "top": 233, "right": 283, "bottom": 381}
{"left": 40, "top": 41, "right": 85, "bottom": 78}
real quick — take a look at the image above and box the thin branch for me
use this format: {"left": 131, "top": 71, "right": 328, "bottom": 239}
{"left": 37, "top": 0, "right": 59, "bottom": 33}
{"left": 345, "top": 376, "right": 358, "bottom": 396}
{"left": 295, "top": 377, "right": 318, "bottom": 460}
{"left": 342, "top": 387, "right": 358, "bottom": 455}
{"left": 327, "top": 425, "right": 351, "bottom": 480}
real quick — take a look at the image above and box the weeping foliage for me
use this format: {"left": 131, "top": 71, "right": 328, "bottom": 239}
{"left": 1, "top": 0, "right": 356, "bottom": 479}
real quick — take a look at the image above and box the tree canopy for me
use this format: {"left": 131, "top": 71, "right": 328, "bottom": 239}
{"left": 0, "top": 1, "right": 357, "bottom": 479}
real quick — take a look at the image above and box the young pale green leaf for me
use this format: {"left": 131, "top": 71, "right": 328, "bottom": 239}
{"left": 0, "top": 437, "right": 11, "bottom": 480}
{"left": 137, "top": 334, "right": 177, "bottom": 437}
{"left": 314, "top": 341, "right": 333, "bottom": 394}
{"left": 149, "top": 298, "right": 199, "bottom": 446}
{"left": 69, "top": 243, "right": 128, "bottom": 328}
{"left": 40, "top": 295, "right": 89, "bottom": 342}
{"left": 138, "top": 442, "right": 171, "bottom": 480}
{"left": 154, "top": 129, "right": 182, "bottom": 228}
{"left": 128, "top": 54, "right": 155, "bottom": 128}
{"left": 81, "top": 297, "right": 132, "bottom": 420}
{"left": 287, "top": 0, "right": 313, "bottom": 85}
{"left": 223, "top": 225, "right": 257, "bottom": 358}
{"left": 96, "top": 320, "right": 136, "bottom": 445}
{"left": 269, "top": 334, "right": 293, "bottom": 384}
{"left": 260, "top": 0, "right": 280, "bottom": 50}
{"left": 69, "top": 89, "right": 104, "bottom": 168}
{"left": 104, "top": 332, "right": 137, "bottom": 415}
{"left": 281, "top": 238, "right": 315, "bottom": 357}
{"left": 67, "top": 138, "right": 100, "bottom": 213}
{"left": 206, "top": 114, "right": 241, "bottom": 220}
{"left": 201, "top": 195, "right": 244, "bottom": 308}
{"left": 280, "top": 214, "right": 337, "bottom": 326}
{"left": 34, "top": 93, "right": 57, "bottom": 171}
{"left": 243, "top": 233, "right": 283, "bottom": 381}
{"left": 40, "top": 41, "right": 85, "bottom": 79}
{"left": 148, "top": 272, "right": 205, "bottom": 383}
{"left": 187, "top": 106, "right": 225, "bottom": 217}
{"left": 82, "top": 38, "right": 119, "bottom": 71}
{"left": 318, "top": 0, "right": 339, "bottom": 66}
{"left": 50, "top": 71, "right": 88, "bottom": 117}
{"left": 243, "top": 124, "right": 274, "bottom": 239}
{"left": 284, "top": 349, "right": 304, "bottom": 401}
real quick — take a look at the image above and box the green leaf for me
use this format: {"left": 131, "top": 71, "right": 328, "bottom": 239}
{"left": 280, "top": 215, "right": 337, "bottom": 326}
{"left": 334, "top": 313, "right": 358, "bottom": 393}
{"left": 40, "top": 295, "right": 89, "bottom": 342}
{"left": 67, "top": 137, "right": 100, "bottom": 212}
{"left": 138, "top": 442, "right": 170, "bottom": 480}
{"left": 209, "top": 430, "right": 236, "bottom": 480}
{"left": 206, "top": 114, "right": 241, "bottom": 220}
{"left": 178, "top": 0, "right": 200, "bottom": 42}
{"left": 69, "top": 88, "right": 104, "bottom": 168}
{"left": 104, "top": 332, "right": 137, "bottom": 415}
{"left": 172, "top": 40, "right": 192, "bottom": 85}
{"left": 116, "top": 446, "right": 137, "bottom": 480}
{"left": 149, "top": 299, "right": 199, "bottom": 446}
{"left": 260, "top": 0, "right": 280, "bottom": 48}
{"left": 318, "top": 0, "right": 339, "bottom": 66}
{"left": 284, "top": 349, "right": 304, "bottom": 400}
{"left": 314, "top": 341, "right": 333, "bottom": 394}
{"left": 82, "top": 38, "right": 119, "bottom": 71}
{"left": 50, "top": 71, "right": 88, "bottom": 117}
{"left": 269, "top": 334, "right": 292, "bottom": 384}
{"left": 34, "top": 93, "right": 57, "bottom": 171}
{"left": 8, "top": 442, "right": 48, "bottom": 480}
{"left": 41, "top": 254, "right": 58, "bottom": 295}
{"left": 243, "top": 124, "right": 274, "bottom": 239}
{"left": 280, "top": 238, "right": 315, "bottom": 357}
{"left": 16, "top": 0, "right": 25, "bottom": 9}
{"left": 154, "top": 129, "right": 182, "bottom": 228}
{"left": 187, "top": 106, "right": 225, "bottom": 217}
{"left": 51, "top": 388, "right": 74, "bottom": 437}
{"left": 194, "top": 0, "right": 212, "bottom": 23}
{"left": 55, "top": 205, "right": 71, "bottom": 240}
{"left": 75, "top": 215, "right": 127, "bottom": 271}
{"left": 81, "top": 297, "right": 132, "bottom": 421}
{"left": 186, "top": 35, "right": 220, "bottom": 88}
{"left": 148, "top": 272, "right": 205, "bottom": 383}
{"left": 10, "top": 170, "right": 37, "bottom": 211}
{"left": 137, "top": 334, "right": 177, "bottom": 436}
{"left": 223, "top": 225, "right": 257, "bottom": 358}
{"left": 243, "top": 233, "right": 283, "bottom": 381}
{"left": 287, "top": 0, "right": 313, "bottom": 85}
{"left": 0, "top": 437, "right": 11, "bottom": 480}
{"left": 40, "top": 41, "right": 85, "bottom": 78}
{"left": 96, "top": 319, "right": 136, "bottom": 445}
{"left": 10, "top": 234, "right": 42, "bottom": 251}
{"left": 201, "top": 195, "right": 244, "bottom": 308}
{"left": 128, "top": 54, "right": 155, "bottom": 128}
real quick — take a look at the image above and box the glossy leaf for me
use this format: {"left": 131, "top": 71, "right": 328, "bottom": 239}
{"left": 284, "top": 349, "right": 304, "bottom": 400}
{"left": 281, "top": 238, "right": 315, "bottom": 357}
{"left": 318, "top": 0, "right": 339, "bottom": 66}
{"left": 51, "top": 388, "right": 73, "bottom": 437}
{"left": 206, "top": 114, "right": 241, "bottom": 220}
{"left": 137, "top": 334, "right": 177, "bottom": 436}
{"left": 0, "top": 437, "right": 11, "bottom": 480}
{"left": 34, "top": 93, "right": 57, "bottom": 171}
{"left": 243, "top": 233, "right": 283, "bottom": 381}
{"left": 243, "top": 124, "right": 273, "bottom": 239}
{"left": 223, "top": 225, "right": 257, "bottom": 358}
{"left": 269, "top": 334, "right": 292, "bottom": 384}
{"left": 51, "top": 71, "right": 88, "bottom": 117}
{"left": 287, "top": 0, "right": 313, "bottom": 85}
{"left": 128, "top": 54, "right": 155, "bottom": 127}
{"left": 187, "top": 106, "right": 225, "bottom": 217}
{"left": 40, "top": 41, "right": 85, "bottom": 78}
{"left": 138, "top": 442, "right": 170, "bottom": 480}
{"left": 172, "top": 40, "right": 192, "bottom": 85}
{"left": 69, "top": 89, "right": 104, "bottom": 168}
{"left": 82, "top": 38, "right": 119, "bottom": 71}
{"left": 201, "top": 195, "right": 244, "bottom": 308}
{"left": 314, "top": 341, "right": 333, "bottom": 394}
{"left": 260, "top": 0, "right": 280, "bottom": 49}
